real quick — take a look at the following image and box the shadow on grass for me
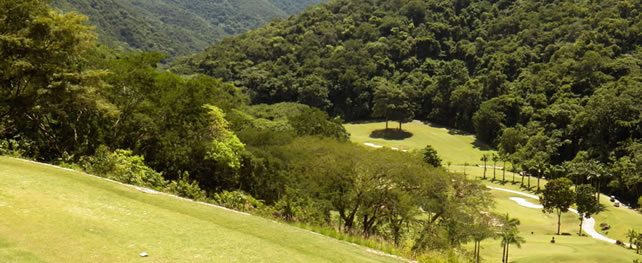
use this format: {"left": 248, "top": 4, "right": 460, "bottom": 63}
{"left": 472, "top": 138, "right": 494, "bottom": 151}
{"left": 369, "top": 129, "right": 413, "bottom": 140}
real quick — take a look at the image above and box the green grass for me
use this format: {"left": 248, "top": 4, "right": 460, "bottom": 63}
{"left": 0, "top": 157, "right": 402, "bottom": 263}
{"left": 345, "top": 121, "right": 496, "bottom": 164}
{"left": 474, "top": 191, "right": 641, "bottom": 262}
{"left": 347, "top": 121, "right": 642, "bottom": 262}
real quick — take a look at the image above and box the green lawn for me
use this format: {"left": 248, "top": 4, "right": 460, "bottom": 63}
{"left": 347, "top": 121, "right": 642, "bottom": 262}
{"left": 0, "top": 157, "right": 401, "bottom": 263}
{"left": 345, "top": 121, "right": 496, "bottom": 164}
{"left": 475, "top": 191, "right": 641, "bottom": 262}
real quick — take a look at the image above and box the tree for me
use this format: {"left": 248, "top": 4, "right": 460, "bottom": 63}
{"left": 575, "top": 184, "right": 598, "bottom": 236}
{"left": 492, "top": 154, "right": 499, "bottom": 181}
{"left": 470, "top": 212, "right": 496, "bottom": 263}
{"left": 203, "top": 105, "right": 245, "bottom": 170}
{"left": 626, "top": 229, "right": 638, "bottom": 249}
{"left": 541, "top": 178, "right": 575, "bottom": 235}
{"left": 422, "top": 145, "right": 442, "bottom": 167}
{"left": 0, "top": 0, "right": 115, "bottom": 159}
{"left": 498, "top": 214, "right": 524, "bottom": 263}
{"left": 480, "top": 154, "right": 489, "bottom": 179}
{"left": 371, "top": 79, "right": 416, "bottom": 130}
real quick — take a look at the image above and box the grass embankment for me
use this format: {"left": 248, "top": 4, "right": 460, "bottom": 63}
{"left": 0, "top": 157, "right": 401, "bottom": 263}
{"left": 346, "top": 121, "right": 642, "bottom": 262}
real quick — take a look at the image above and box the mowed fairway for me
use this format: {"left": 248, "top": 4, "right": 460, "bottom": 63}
{"left": 347, "top": 121, "right": 642, "bottom": 262}
{"left": 0, "top": 157, "right": 401, "bottom": 263}
{"left": 345, "top": 121, "right": 496, "bottom": 164}
{"left": 476, "top": 191, "right": 641, "bottom": 262}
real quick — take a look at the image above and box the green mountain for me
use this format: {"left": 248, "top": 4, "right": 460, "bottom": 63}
{"left": 51, "top": 0, "right": 323, "bottom": 56}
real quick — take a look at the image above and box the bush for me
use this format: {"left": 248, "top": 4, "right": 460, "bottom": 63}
{"left": 80, "top": 146, "right": 167, "bottom": 190}
{"left": 165, "top": 172, "right": 206, "bottom": 201}
{"left": 212, "top": 190, "right": 264, "bottom": 212}
{"left": 0, "top": 139, "right": 32, "bottom": 157}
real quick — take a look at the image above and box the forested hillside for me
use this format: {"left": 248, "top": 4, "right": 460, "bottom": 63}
{"left": 1, "top": 1, "right": 496, "bottom": 261}
{"left": 181, "top": 0, "right": 642, "bottom": 202}
{"left": 51, "top": 0, "right": 324, "bottom": 56}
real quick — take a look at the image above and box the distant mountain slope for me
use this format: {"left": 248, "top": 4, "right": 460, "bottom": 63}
{"left": 51, "top": 0, "right": 324, "bottom": 56}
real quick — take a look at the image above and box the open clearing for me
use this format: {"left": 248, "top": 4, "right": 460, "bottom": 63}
{"left": 346, "top": 121, "right": 642, "bottom": 262}
{"left": 0, "top": 157, "right": 401, "bottom": 263}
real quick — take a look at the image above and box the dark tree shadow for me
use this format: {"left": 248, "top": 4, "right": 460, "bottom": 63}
{"left": 472, "top": 138, "right": 494, "bottom": 151}
{"left": 369, "top": 129, "right": 413, "bottom": 140}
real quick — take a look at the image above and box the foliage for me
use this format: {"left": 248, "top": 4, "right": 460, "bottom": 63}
{"left": 541, "top": 178, "right": 575, "bottom": 235}
{"left": 575, "top": 184, "right": 598, "bottom": 235}
{"left": 0, "top": 0, "right": 117, "bottom": 160}
{"left": 422, "top": 145, "right": 442, "bottom": 167}
{"left": 179, "top": 0, "right": 642, "bottom": 203}
{"left": 51, "top": 0, "right": 323, "bottom": 56}
{"left": 80, "top": 146, "right": 167, "bottom": 190}
{"left": 164, "top": 172, "right": 207, "bottom": 201}
{"left": 212, "top": 190, "right": 265, "bottom": 212}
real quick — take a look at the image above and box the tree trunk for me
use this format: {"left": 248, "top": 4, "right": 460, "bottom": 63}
{"left": 595, "top": 178, "right": 600, "bottom": 205}
{"left": 521, "top": 172, "right": 524, "bottom": 187}
{"left": 493, "top": 162, "right": 497, "bottom": 181}
{"left": 579, "top": 216, "right": 584, "bottom": 236}
{"left": 502, "top": 241, "right": 506, "bottom": 263}
{"left": 557, "top": 212, "right": 562, "bottom": 235}
{"left": 503, "top": 161, "right": 506, "bottom": 182}
{"left": 506, "top": 244, "right": 509, "bottom": 263}
{"left": 398, "top": 121, "right": 402, "bottom": 131}
{"left": 483, "top": 161, "right": 487, "bottom": 179}
{"left": 385, "top": 120, "right": 389, "bottom": 130}
{"left": 473, "top": 240, "right": 477, "bottom": 262}
{"left": 528, "top": 173, "right": 531, "bottom": 189}
{"left": 537, "top": 175, "right": 541, "bottom": 192}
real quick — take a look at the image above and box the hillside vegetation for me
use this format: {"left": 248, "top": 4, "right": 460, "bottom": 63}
{"left": 0, "top": 157, "right": 400, "bottom": 263}
{"left": 1, "top": 1, "right": 499, "bottom": 261}
{"left": 181, "top": 0, "right": 642, "bottom": 204}
{"left": 51, "top": 0, "right": 323, "bottom": 56}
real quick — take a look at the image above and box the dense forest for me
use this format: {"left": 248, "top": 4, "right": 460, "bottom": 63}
{"left": 51, "top": 0, "right": 324, "bottom": 56}
{"left": 179, "top": 0, "right": 642, "bottom": 203}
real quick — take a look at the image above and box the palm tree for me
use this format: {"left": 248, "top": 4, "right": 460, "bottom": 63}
{"left": 626, "top": 229, "right": 638, "bottom": 249}
{"left": 501, "top": 156, "right": 507, "bottom": 183}
{"left": 499, "top": 214, "right": 524, "bottom": 263}
{"left": 480, "top": 154, "right": 489, "bottom": 180}
{"left": 492, "top": 154, "right": 499, "bottom": 181}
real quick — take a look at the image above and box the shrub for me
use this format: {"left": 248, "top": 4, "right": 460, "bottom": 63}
{"left": 212, "top": 190, "right": 264, "bottom": 212}
{"left": 0, "top": 139, "right": 31, "bottom": 157}
{"left": 165, "top": 172, "right": 206, "bottom": 201}
{"left": 80, "top": 146, "right": 167, "bottom": 190}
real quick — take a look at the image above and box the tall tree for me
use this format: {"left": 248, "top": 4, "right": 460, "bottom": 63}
{"left": 371, "top": 79, "right": 416, "bottom": 131}
{"left": 541, "top": 178, "right": 575, "bottom": 235}
{"left": 498, "top": 214, "right": 524, "bottom": 263}
{"left": 575, "top": 184, "right": 598, "bottom": 236}
{"left": 0, "top": 0, "right": 115, "bottom": 159}
{"left": 480, "top": 154, "right": 489, "bottom": 180}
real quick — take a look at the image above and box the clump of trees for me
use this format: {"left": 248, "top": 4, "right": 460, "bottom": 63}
{"left": 541, "top": 179, "right": 602, "bottom": 236}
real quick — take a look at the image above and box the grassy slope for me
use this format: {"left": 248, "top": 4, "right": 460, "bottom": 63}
{"left": 346, "top": 121, "right": 642, "bottom": 262}
{"left": 0, "top": 157, "right": 400, "bottom": 263}
{"left": 345, "top": 121, "right": 496, "bottom": 165}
